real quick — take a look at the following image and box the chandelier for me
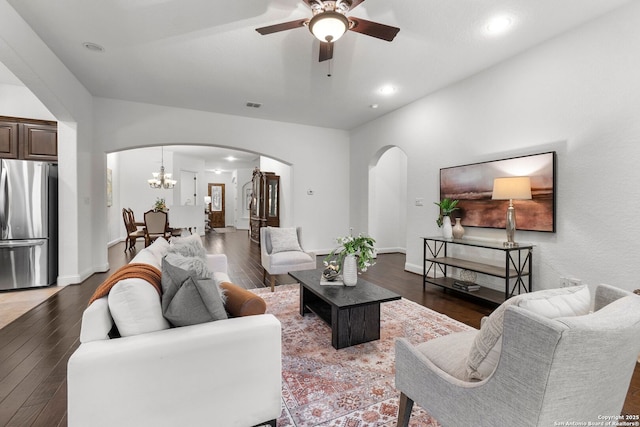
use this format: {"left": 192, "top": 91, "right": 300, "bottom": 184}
{"left": 148, "top": 147, "right": 177, "bottom": 189}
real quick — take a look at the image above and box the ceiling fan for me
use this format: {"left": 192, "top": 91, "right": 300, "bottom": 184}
{"left": 256, "top": 0, "right": 400, "bottom": 62}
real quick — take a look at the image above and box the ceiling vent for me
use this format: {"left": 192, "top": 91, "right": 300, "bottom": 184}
{"left": 246, "top": 102, "right": 262, "bottom": 108}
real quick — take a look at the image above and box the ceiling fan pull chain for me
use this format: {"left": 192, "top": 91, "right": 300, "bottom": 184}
{"left": 327, "top": 59, "right": 333, "bottom": 77}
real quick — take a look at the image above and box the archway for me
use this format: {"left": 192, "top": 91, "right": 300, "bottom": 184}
{"left": 368, "top": 146, "right": 408, "bottom": 253}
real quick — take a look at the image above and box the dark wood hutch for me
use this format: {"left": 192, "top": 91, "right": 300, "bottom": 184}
{"left": 249, "top": 168, "right": 280, "bottom": 244}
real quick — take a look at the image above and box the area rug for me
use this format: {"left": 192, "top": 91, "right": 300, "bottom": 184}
{"left": 252, "top": 284, "right": 474, "bottom": 427}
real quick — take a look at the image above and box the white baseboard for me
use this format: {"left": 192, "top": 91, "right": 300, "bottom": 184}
{"left": 57, "top": 266, "right": 95, "bottom": 286}
{"left": 377, "top": 247, "right": 406, "bottom": 254}
{"left": 404, "top": 262, "right": 423, "bottom": 275}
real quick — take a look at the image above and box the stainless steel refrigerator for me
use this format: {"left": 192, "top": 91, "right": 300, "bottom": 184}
{"left": 0, "top": 159, "right": 58, "bottom": 290}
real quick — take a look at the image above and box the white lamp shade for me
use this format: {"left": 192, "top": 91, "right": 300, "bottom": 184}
{"left": 492, "top": 177, "right": 532, "bottom": 200}
{"left": 309, "top": 11, "right": 349, "bottom": 42}
{"left": 204, "top": 196, "right": 212, "bottom": 204}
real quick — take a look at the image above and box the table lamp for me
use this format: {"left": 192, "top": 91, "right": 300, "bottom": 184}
{"left": 492, "top": 176, "right": 532, "bottom": 247}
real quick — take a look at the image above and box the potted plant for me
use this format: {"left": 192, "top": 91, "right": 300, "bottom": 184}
{"left": 325, "top": 233, "right": 376, "bottom": 286}
{"left": 154, "top": 197, "right": 168, "bottom": 212}
{"left": 434, "top": 198, "right": 459, "bottom": 238}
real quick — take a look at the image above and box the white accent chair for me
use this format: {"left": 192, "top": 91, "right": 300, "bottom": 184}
{"left": 260, "top": 226, "right": 316, "bottom": 292}
{"left": 395, "top": 284, "right": 640, "bottom": 427}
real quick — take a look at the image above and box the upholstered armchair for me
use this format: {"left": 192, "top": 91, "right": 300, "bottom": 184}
{"left": 395, "top": 284, "right": 640, "bottom": 427}
{"left": 260, "top": 226, "right": 316, "bottom": 292}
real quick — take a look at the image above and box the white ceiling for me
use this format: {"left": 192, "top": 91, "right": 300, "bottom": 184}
{"left": 4, "top": 0, "right": 632, "bottom": 130}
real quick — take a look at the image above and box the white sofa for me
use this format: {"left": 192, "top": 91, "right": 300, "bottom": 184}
{"left": 67, "top": 239, "right": 282, "bottom": 427}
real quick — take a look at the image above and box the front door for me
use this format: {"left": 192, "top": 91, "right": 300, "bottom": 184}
{"left": 208, "top": 183, "right": 225, "bottom": 228}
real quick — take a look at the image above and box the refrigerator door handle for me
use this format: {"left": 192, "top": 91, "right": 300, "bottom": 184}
{"left": 0, "top": 161, "right": 6, "bottom": 232}
{"left": 0, "top": 239, "right": 46, "bottom": 248}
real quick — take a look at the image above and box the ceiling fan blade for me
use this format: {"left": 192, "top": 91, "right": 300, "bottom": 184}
{"left": 255, "top": 19, "right": 307, "bottom": 35}
{"left": 319, "top": 42, "right": 334, "bottom": 62}
{"left": 348, "top": 17, "right": 399, "bottom": 41}
{"left": 346, "top": 0, "right": 366, "bottom": 11}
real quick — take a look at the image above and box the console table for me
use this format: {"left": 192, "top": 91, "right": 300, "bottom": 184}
{"left": 422, "top": 237, "right": 533, "bottom": 304}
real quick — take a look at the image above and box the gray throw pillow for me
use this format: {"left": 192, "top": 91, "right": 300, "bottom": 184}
{"left": 161, "top": 259, "right": 228, "bottom": 327}
{"left": 168, "top": 233, "right": 207, "bottom": 259}
{"left": 269, "top": 227, "right": 302, "bottom": 254}
{"left": 164, "top": 252, "right": 212, "bottom": 279}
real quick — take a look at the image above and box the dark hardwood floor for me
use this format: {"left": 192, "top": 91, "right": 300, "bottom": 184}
{"left": 0, "top": 229, "right": 637, "bottom": 426}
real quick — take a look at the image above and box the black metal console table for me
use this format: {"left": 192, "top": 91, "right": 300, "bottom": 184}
{"left": 422, "top": 236, "right": 533, "bottom": 304}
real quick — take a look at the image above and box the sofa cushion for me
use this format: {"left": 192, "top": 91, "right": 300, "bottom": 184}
{"left": 271, "top": 251, "right": 314, "bottom": 266}
{"left": 220, "top": 282, "right": 267, "bottom": 317}
{"left": 131, "top": 237, "right": 170, "bottom": 269}
{"left": 417, "top": 330, "right": 478, "bottom": 381}
{"left": 161, "top": 259, "right": 228, "bottom": 327}
{"left": 268, "top": 227, "right": 302, "bottom": 254}
{"left": 466, "top": 285, "right": 591, "bottom": 380}
{"left": 108, "top": 278, "right": 170, "bottom": 337}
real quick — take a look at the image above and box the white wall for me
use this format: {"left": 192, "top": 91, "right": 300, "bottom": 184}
{"left": 350, "top": 2, "right": 640, "bottom": 293}
{"left": 0, "top": 83, "right": 55, "bottom": 120}
{"left": 93, "top": 97, "right": 351, "bottom": 253}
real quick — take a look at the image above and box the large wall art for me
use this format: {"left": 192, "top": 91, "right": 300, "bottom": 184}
{"left": 439, "top": 151, "right": 556, "bottom": 232}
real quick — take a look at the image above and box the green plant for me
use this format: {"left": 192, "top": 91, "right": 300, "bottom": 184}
{"left": 325, "top": 233, "right": 377, "bottom": 272}
{"left": 434, "top": 198, "right": 459, "bottom": 227}
{"left": 154, "top": 197, "right": 167, "bottom": 211}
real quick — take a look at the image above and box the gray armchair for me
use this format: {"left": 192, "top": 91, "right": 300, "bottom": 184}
{"left": 260, "top": 226, "right": 316, "bottom": 292}
{"left": 395, "top": 284, "right": 640, "bottom": 427}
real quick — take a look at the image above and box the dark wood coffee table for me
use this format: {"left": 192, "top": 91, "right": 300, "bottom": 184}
{"left": 289, "top": 269, "right": 401, "bottom": 349}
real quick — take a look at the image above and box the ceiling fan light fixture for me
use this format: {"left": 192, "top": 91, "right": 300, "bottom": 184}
{"left": 309, "top": 11, "right": 349, "bottom": 43}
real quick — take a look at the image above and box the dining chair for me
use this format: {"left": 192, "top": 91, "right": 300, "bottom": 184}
{"left": 143, "top": 209, "right": 171, "bottom": 247}
{"left": 122, "top": 208, "right": 145, "bottom": 251}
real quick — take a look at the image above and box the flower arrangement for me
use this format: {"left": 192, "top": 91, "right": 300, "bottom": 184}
{"left": 434, "top": 198, "right": 459, "bottom": 227}
{"left": 325, "top": 233, "right": 377, "bottom": 273}
{"left": 154, "top": 197, "right": 167, "bottom": 212}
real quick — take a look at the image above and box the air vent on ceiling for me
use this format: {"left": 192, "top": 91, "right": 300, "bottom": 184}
{"left": 246, "top": 102, "right": 262, "bottom": 108}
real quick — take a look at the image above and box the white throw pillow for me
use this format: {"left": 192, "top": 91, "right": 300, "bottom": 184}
{"left": 131, "top": 237, "right": 170, "bottom": 269}
{"left": 108, "top": 278, "right": 170, "bottom": 337}
{"left": 269, "top": 227, "right": 302, "bottom": 254}
{"left": 466, "top": 285, "right": 591, "bottom": 380}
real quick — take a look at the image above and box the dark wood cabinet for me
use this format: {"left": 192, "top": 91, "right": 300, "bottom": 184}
{"left": 249, "top": 168, "right": 280, "bottom": 244}
{"left": 0, "top": 116, "right": 57, "bottom": 161}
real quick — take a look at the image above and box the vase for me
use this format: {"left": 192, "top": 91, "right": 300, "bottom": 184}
{"left": 452, "top": 218, "right": 465, "bottom": 239}
{"left": 342, "top": 254, "right": 358, "bottom": 286}
{"left": 442, "top": 216, "right": 453, "bottom": 239}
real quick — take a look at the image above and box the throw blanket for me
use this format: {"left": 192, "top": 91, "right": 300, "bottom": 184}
{"left": 88, "top": 263, "right": 162, "bottom": 306}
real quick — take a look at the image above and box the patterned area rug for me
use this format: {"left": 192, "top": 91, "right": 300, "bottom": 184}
{"left": 252, "top": 284, "right": 474, "bottom": 427}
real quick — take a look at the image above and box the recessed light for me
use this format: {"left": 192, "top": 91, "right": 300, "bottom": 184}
{"left": 486, "top": 15, "right": 513, "bottom": 35}
{"left": 82, "top": 42, "right": 105, "bottom": 52}
{"left": 225, "top": 156, "right": 236, "bottom": 162}
{"left": 214, "top": 169, "right": 222, "bottom": 175}
{"left": 370, "top": 104, "right": 379, "bottom": 109}
{"left": 378, "top": 85, "right": 396, "bottom": 95}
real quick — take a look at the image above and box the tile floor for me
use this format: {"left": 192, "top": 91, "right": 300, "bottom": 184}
{"left": 0, "top": 286, "right": 63, "bottom": 329}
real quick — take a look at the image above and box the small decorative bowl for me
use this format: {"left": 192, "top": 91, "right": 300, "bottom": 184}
{"left": 322, "top": 268, "right": 340, "bottom": 281}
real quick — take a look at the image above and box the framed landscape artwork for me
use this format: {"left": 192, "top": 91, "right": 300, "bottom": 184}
{"left": 439, "top": 152, "right": 556, "bottom": 232}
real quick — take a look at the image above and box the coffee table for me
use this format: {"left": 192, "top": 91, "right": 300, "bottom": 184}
{"left": 289, "top": 269, "right": 401, "bottom": 349}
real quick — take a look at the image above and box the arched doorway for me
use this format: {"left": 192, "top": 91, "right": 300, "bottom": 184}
{"left": 368, "top": 146, "right": 408, "bottom": 253}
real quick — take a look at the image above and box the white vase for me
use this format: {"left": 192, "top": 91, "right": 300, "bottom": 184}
{"left": 452, "top": 217, "right": 465, "bottom": 239}
{"left": 342, "top": 254, "right": 358, "bottom": 286}
{"left": 442, "top": 216, "right": 453, "bottom": 239}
